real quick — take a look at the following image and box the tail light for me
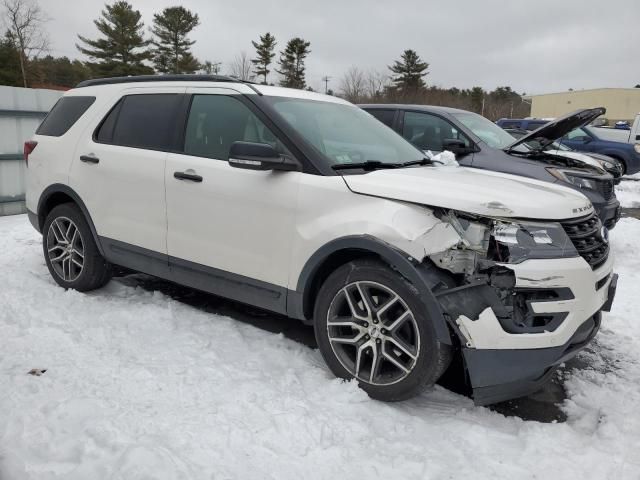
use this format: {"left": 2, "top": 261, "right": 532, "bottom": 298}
{"left": 24, "top": 140, "right": 37, "bottom": 166}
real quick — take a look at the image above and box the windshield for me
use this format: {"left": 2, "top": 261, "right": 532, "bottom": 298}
{"left": 452, "top": 111, "right": 520, "bottom": 149}
{"left": 264, "top": 97, "right": 424, "bottom": 167}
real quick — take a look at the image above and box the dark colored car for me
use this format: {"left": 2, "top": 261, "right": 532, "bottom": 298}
{"left": 498, "top": 118, "right": 640, "bottom": 175}
{"left": 361, "top": 105, "right": 621, "bottom": 228}
{"left": 503, "top": 128, "right": 624, "bottom": 183}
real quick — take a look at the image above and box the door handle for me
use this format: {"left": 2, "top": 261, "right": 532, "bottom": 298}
{"left": 174, "top": 171, "right": 203, "bottom": 182}
{"left": 80, "top": 154, "right": 99, "bottom": 164}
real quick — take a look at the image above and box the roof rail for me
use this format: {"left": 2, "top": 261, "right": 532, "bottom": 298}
{"left": 75, "top": 74, "right": 254, "bottom": 89}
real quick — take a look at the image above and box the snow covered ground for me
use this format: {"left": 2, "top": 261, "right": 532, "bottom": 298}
{"left": 618, "top": 177, "right": 640, "bottom": 208}
{"left": 1, "top": 213, "right": 640, "bottom": 479}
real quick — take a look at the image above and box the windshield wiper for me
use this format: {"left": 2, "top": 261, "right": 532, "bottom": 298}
{"left": 402, "top": 158, "right": 439, "bottom": 167}
{"left": 332, "top": 160, "right": 403, "bottom": 171}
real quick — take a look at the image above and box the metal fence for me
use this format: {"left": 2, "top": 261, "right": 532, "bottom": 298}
{"left": 0, "top": 85, "right": 63, "bottom": 216}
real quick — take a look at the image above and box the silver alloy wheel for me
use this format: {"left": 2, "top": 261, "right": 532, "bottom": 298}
{"left": 326, "top": 281, "right": 420, "bottom": 386}
{"left": 46, "top": 216, "right": 85, "bottom": 282}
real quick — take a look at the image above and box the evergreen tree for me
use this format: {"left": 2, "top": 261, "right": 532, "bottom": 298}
{"left": 76, "top": 1, "right": 153, "bottom": 77}
{"left": 0, "top": 32, "right": 22, "bottom": 86}
{"left": 470, "top": 86, "right": 484, "bottom": 113}
{"left": 389, "top": 49, "right": 428, "bottom": 92}
{"left": 151, "top": 6, "right": 200, "bottom": 74}
{"left": 30, "top": 56, "right": 92, "bottom": 88}
{"left": 251, "top": 32, "right": 276, "bottom": 84}
{"left": 277, "top": 37, "right": 310, "bottom": 89}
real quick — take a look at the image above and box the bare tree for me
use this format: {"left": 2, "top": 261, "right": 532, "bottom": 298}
{"left": 2, "top": 0, "right": 49, "bottom": 87}
{"left": 339, "top": 66, "right": 366, "bottom": 103}
{"left": 365, "top": 69, "right": 389, "bottom": 99}
{"left": 229, "top": 51, "right": 253, "bottom": 81}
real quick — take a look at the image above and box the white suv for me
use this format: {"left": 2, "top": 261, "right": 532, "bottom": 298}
{"left": 25, "top": 75, "right": 617, "bottom": 405}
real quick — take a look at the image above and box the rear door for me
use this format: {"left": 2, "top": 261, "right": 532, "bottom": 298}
{"left": 70, "top": 87, "right": 186, "bottom": 272}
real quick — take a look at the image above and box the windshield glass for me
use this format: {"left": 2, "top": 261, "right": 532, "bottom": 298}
{"left": 264, "top": 97, "right": 424, "bottom": 166}
{"left": 452, "top": 111, "right": 520, "bottom": 149}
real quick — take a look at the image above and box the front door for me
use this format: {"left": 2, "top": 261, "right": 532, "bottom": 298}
{"left": 165, "top": 88, "right": 300, "bottom": 312}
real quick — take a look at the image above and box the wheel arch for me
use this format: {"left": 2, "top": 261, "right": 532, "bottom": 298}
{"left": 289, "top": 235, "right": 454, "bottom": 345}
{"left": 37, "top": 184, "right": 105, "bottom": 256}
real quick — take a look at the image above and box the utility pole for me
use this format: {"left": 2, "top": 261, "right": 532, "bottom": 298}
{"left": 322, "top": 75, "right": 331, "bottom": 94}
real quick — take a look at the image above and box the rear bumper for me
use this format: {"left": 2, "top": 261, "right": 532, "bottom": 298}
{"left": 464, "top": 274, "right": 616, "bottom": 405}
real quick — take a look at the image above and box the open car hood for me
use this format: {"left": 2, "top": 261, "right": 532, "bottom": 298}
{"left": 343, "top": 166, "right": 593, "bottom": 220}
{"left": 504, "top": 107, "right": 606, "bottom": 152}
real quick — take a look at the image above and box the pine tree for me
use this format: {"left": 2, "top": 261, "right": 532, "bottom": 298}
{"left": 76, "top": 1, "right": 153, "bottom": 77}
{"left": 389, "top": 49, "right": 428, "bottom": 93}
{"left": 151, "top": 6, "right": 200, "bottom": 74}
{"left": 0, "top": 32, "right": 22, "bottom": 87}
{"left": 251, "top": 32, "right": 276, "bottom": 84}
{"left": 277, "top": 37, "right": 310, "bottom": 89}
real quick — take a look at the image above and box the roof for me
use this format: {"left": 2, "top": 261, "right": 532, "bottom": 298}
{"left": 359, "top": 103, "right": 469, "bottom": 114}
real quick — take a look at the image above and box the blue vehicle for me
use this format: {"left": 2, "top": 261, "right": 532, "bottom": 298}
{"left": 562, "top": 126, "right": 640, "bottom": 175}
{"left": 497, "top": 118, "right": 640, "bottom": 175}
{"left": 496, "top": 118, "right": 548, "bottom": 132}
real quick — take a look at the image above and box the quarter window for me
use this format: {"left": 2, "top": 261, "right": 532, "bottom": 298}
{"left": 183, "top": 95, "right": 283, "bottom": 160}
{"left": 36, "top": 96, "right": 95, "bottom": 137}
{"left": 402, "top": 112, "right": 470, "bottom": 152}
{"left": 95, "top": 94, "right": 182, "bottom": 150}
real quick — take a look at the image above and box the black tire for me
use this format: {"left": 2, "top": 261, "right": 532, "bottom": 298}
{"left": 313, "top": 259, "right": 452, "bottom": 402}
{"left": 42, "top": 203, "right": 112, "bottom": 291}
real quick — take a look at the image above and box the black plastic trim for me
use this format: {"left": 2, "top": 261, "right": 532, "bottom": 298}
{"left": 466, "top": 312, "right": 601, "bottom": 405}
{"left": 36, "top": 184, "right": 105, "bottom": 256}
{"left": 27, "top": 209, "right": 39, "bottom": 232}
{"left": 76, "top": 74, "right": 252, "bottom": 88}
{"left": 97, "top": 236, "right": 288, "bottom": 315}
{"left": 293, "top": 235, "right": 454, "bottom": 345}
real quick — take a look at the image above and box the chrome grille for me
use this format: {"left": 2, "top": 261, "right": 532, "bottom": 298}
{"left": 561, "top": 213, "right": 609, "bottom": 270}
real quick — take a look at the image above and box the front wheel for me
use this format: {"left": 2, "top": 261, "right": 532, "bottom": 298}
{"left": 43, "top": 203, "right": 112, "bottom": 291}
{"left": 313, "top": 259, "right": 451, "bottom": 401}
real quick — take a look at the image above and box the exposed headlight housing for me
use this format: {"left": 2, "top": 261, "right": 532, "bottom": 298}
{"left": 547, "top": 167, "right": 597, "bottom": 190}
{"left": 489, "top": 219, "right": 577, "bottom": 263}
{"left": 634, "top": 143, "right": 640, "bottom": 154}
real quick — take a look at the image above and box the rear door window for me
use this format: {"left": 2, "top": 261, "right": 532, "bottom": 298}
{"left": 96, "top": 94, "right": 183, "bottom": 150}
{"left": 402, "top": 111, "right": 470, "bottom": 152}
{"left": 36, "top": 96, "right": 96, "bottom": 136}
{"left": 366, "top": 109, "right": 396, "bottom": 128}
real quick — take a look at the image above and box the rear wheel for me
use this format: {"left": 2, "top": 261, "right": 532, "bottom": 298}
{"left": 43, "top": 203, "right": 112, "bottom": 291}
{"left": 314, "top": 259, "right": 451, "bottom": 401}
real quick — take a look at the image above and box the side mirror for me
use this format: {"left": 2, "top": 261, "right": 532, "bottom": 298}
{"left": 580, "top": 136, "right": 593, "bottom": 143}
{"left": 442, "top": 138, "right": 471, "bottom": 155}
{"left": 228, "top": 142, "right": 299, "bottom": 171}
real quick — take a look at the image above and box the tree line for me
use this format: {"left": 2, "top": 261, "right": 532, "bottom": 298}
{"left": 0, "top": 0, "right": 530, "bottom": 120}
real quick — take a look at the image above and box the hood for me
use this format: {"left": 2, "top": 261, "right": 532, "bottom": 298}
{"left": 505, "top": 107, "right": 606, "bottom": 152}
{"left": 343, "top": 166, "right": 593, "bottom": 220}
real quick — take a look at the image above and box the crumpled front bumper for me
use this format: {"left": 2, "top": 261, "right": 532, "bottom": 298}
{"left": 452, "top": 253, "right": 617, "bottom": 405}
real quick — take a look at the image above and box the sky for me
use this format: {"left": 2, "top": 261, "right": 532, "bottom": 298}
{"left": 32, "top": 0, "right": 640, "bottom": 95}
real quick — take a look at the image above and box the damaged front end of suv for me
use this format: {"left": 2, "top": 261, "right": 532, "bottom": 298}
{"left": 420, "top": 209, "right": 616, "bottom": 405}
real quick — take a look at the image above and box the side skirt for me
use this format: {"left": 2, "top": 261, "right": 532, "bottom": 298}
{"left": 99, "top": 237, "right": 288, "bottom": 316}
